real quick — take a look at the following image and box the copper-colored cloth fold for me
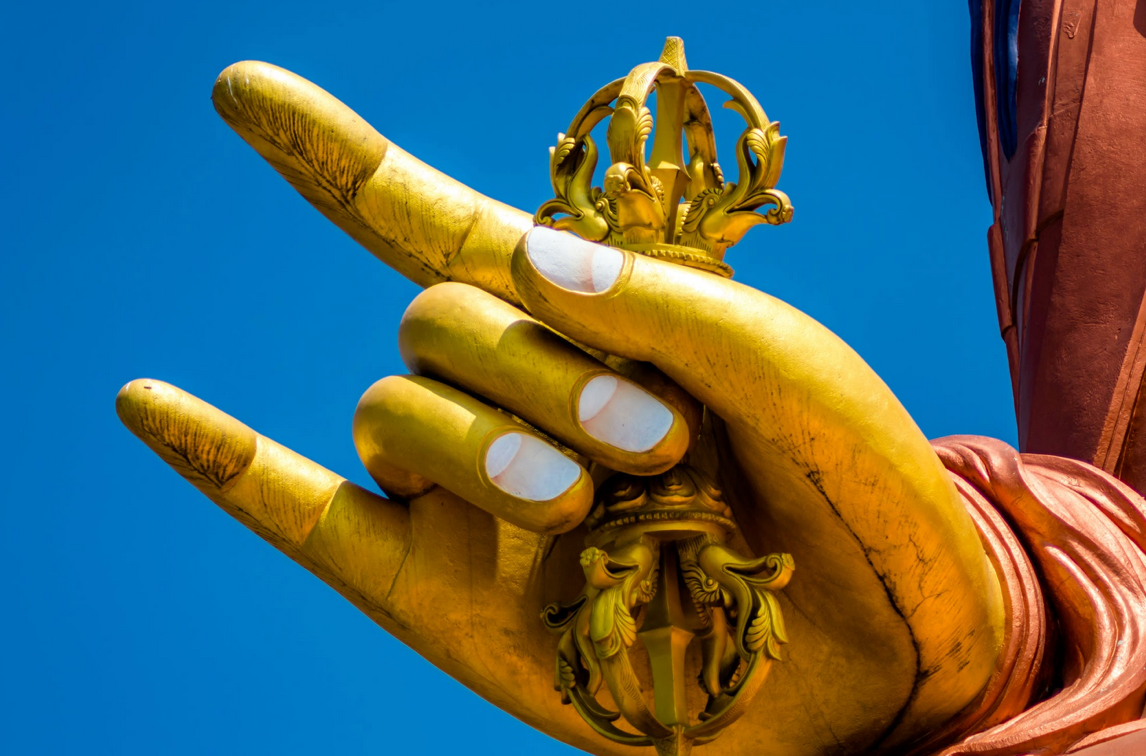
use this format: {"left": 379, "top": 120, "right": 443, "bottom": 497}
{"left": 924, "top": 436, "right": 1146, "bottom": 755}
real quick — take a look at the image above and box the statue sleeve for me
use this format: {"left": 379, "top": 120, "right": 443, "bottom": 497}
{"left": 913, "top": 436, "right": 1146, "bottom": 755}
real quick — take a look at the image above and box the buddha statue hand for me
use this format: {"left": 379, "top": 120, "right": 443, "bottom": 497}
{"left": 117, "top": 61, "right": 1005, "bottom": 756}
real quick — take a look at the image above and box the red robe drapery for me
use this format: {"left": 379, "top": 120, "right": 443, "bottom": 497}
{"left": 914, "top": 437, "right": 1146, "bottom": 755}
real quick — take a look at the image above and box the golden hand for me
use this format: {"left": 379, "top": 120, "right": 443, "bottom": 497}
{"left": 117, "top": 62, "right": 1005, "bottom": 755}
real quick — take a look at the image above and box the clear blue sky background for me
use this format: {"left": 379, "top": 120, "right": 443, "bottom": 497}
{"left": 1, "top": 2, "right": 1015, "bottom": 753}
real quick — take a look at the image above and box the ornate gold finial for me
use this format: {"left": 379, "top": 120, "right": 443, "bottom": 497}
{"left": 535, "top": 37, "right": 794, "bottom": 278}
{"left": 542, "top": 466, "right": 794, "bottom": 756}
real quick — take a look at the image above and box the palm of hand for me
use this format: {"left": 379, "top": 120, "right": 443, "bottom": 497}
{"left": 118, "top": 61, "right": 1006, "bottom": 755}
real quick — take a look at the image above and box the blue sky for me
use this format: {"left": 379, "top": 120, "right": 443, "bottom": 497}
{"left": 1, "top": 2, "right": 1014, "bottom": 753}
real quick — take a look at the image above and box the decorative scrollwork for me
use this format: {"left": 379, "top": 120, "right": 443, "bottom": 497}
{"left": 698, "top": 546, "right": 794, "bottom": 662}
{"left": 542, "top": 468, "right": 793, "bottom": 756}
{"left": 678, "top": 122, "right": 794, "bottom": 253}
{"left": 534, "top": 36, "right": 793, "bottom": 274}
{"left": 535, "top": 131, "right": 610, "bottom": 242}
{"left": 583, "top": 542, "right": 657, "bottom": 658}
{"left": 680, "top": 541, "right": 727, "bottom": 609}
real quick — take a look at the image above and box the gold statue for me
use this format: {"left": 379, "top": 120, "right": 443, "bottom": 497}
{"left": 118, "top": 38, "right": 1005, "bottom": 755}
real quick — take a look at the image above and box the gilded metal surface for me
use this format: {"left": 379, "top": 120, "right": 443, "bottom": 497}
{"left": 117, "top": 36, "right": 1008, "bottom": 756}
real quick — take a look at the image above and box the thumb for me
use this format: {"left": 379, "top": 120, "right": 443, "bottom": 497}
{"left": 512, "top": 226, "right": 893, "bottom": 445}
{"left": 512, "top": 227, "right": 1007, "bottom": 746}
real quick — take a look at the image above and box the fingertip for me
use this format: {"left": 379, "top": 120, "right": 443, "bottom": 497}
{"left": 116, "top": 378, "right": 258, "bottom": 493}
{"left": 351, "top": 377, "right": 438, "bottom": 499}
{"left": 483, "top": 431, "right": 582, "bottom": 502}
{"left": 397, "top": 282, "right": 477, "bottom": 373}
{"left": 481, "top": 431, "right": 593, "bottom": 535}
{"left": 115, "top": 377, "right": 151, "bottom": 419}
{"left": 210, "top": 60, "right": 389, "bottom": 201}
{"left": 351, "top": 376, "right": 399, "bottom": 460}
{"left": 115, "top": 378, "right": 182, "bottom": 430}
{"left": 576, "top": 375, "right": 677, "bottom": 454}
{"left": 518, "top": 227, "right": 625, "bottom": 294}
{"left": 354, "top": 375, "right": 594, "bottom": 534}
{"left": 211, "top": 60, "right": 281, "bottom": 123}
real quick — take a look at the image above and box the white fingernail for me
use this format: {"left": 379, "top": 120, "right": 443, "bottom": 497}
{"left": 525, "top": 227, "right": 622, "bottom": 293}
{"left": 485, "top": 432, "right": 582, "bottom": 501}
{"left": 577, "top": 375, "right": 674, "bottom": 453}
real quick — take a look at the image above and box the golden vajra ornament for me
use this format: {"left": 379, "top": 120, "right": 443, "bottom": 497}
{"left": 539, "top": 38, "right": 795, "bottom": 756}
{"left": 535, "top": 36, "right": 793, "bottom": 278}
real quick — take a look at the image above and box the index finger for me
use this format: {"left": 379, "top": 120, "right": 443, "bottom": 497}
{"left": 213, "top": 61, "right": 532, "bottom": 303}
